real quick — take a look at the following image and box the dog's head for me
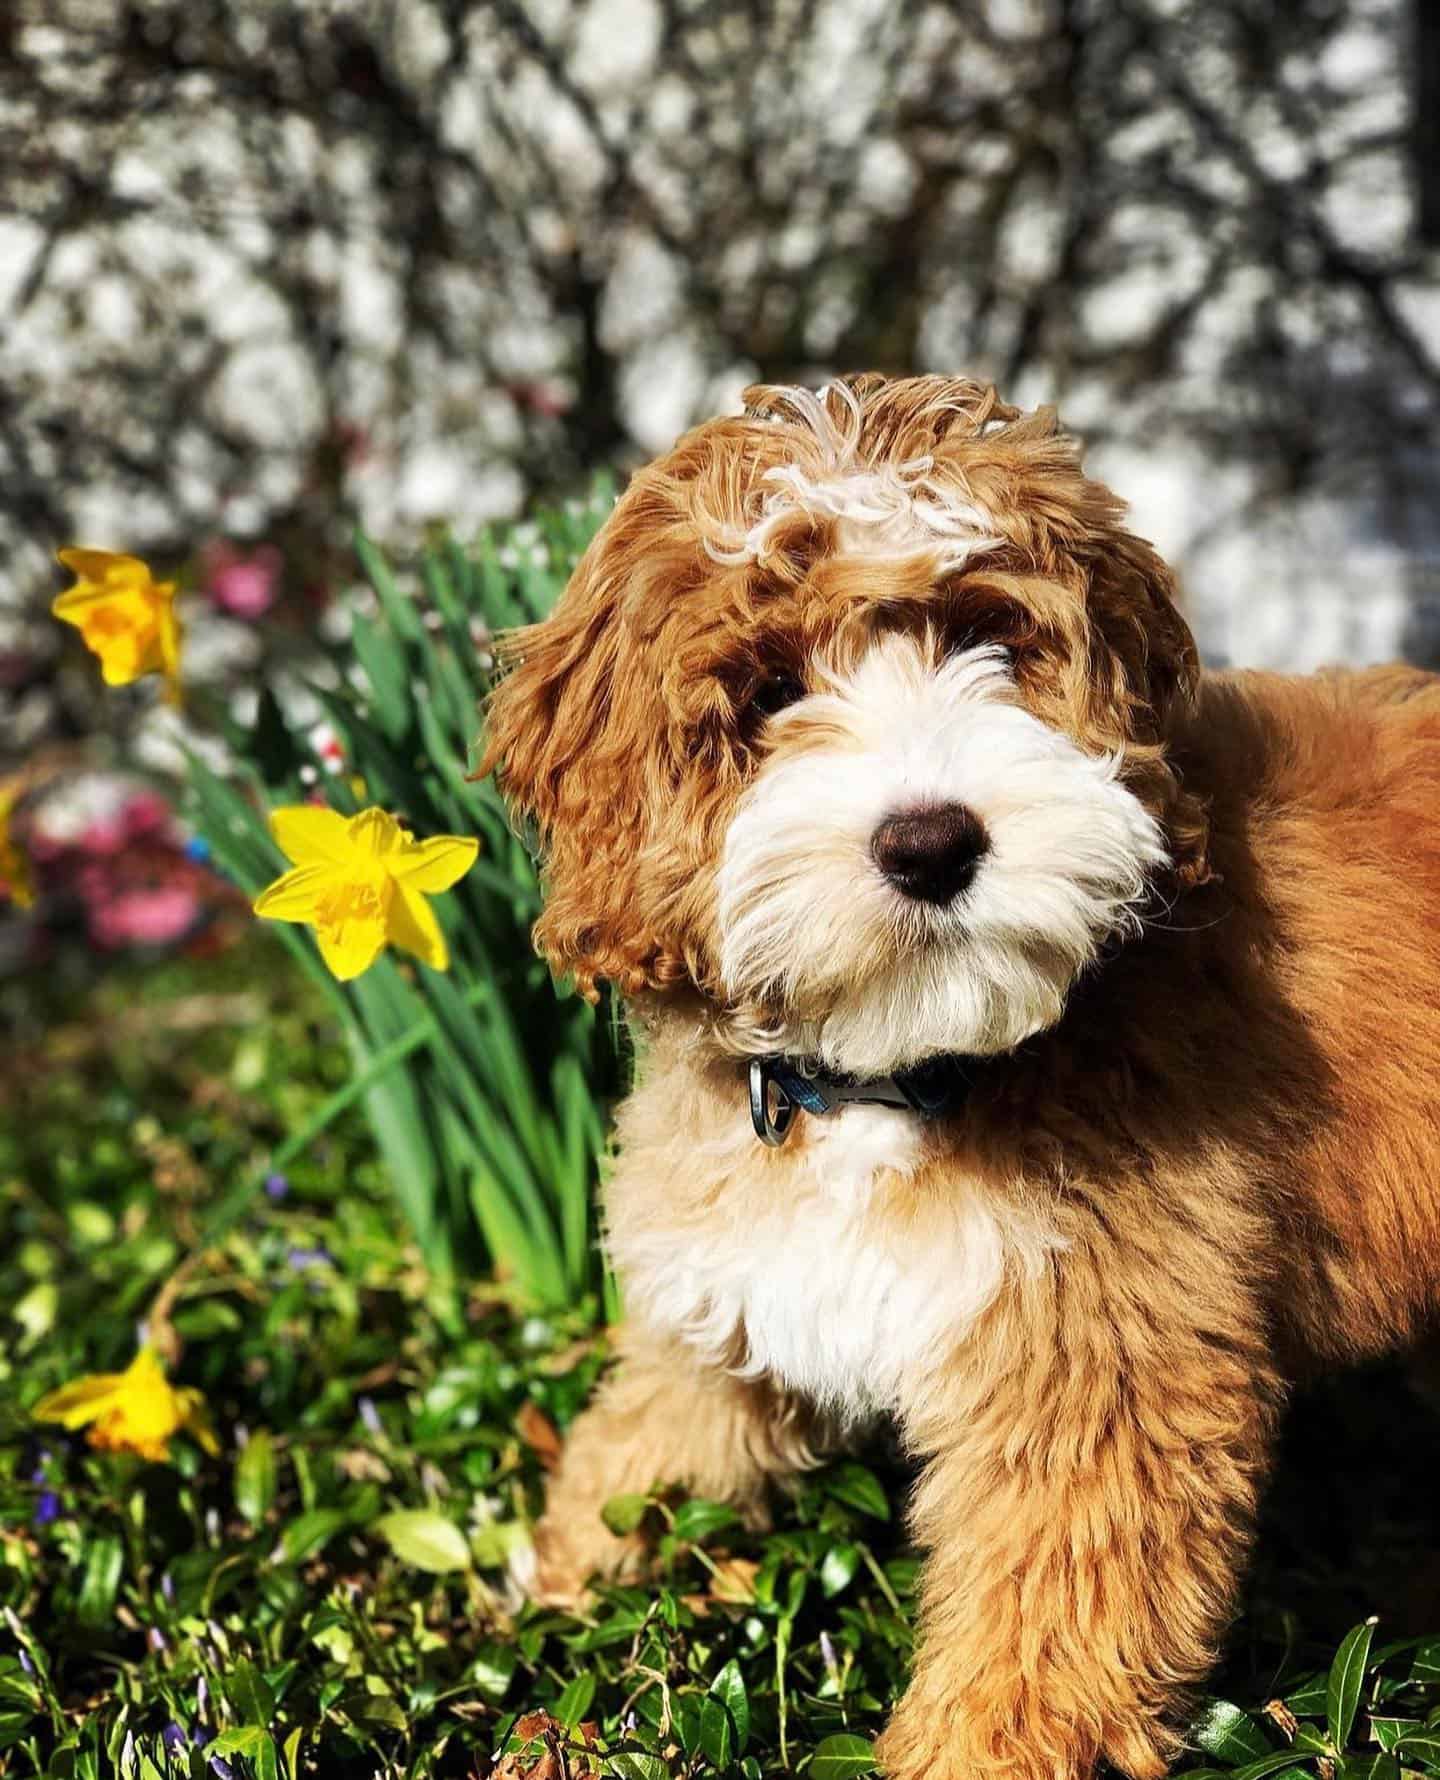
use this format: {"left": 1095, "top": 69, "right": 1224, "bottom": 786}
{"left": 483, "top": 375, "right": 1206, "bottom": 1074}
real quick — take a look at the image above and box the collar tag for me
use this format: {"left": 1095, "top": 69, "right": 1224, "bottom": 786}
{"left": 749, "top": 1057, "right": 796, "bottom": 1146}
{"left": 749, "top": 1054, "right": 971, "bottom": 1145}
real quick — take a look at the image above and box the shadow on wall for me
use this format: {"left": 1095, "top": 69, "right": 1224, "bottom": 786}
{"left": 1, "top": 0, "right": 1438, "bottom": 753}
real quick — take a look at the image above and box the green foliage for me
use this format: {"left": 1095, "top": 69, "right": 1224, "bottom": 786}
{"left": 5, "top": 958, "right": 1440, "bottom": 1778}
{"left": 1185, "top": 1617, "right": 1440, "bottom": 1780}
{"left": 186, "top": 492, "right": 623, "bottom": 1308}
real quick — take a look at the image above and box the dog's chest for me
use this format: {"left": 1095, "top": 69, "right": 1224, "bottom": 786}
{"left": 616, "top": 1105, "right": 1037, "bottom": 1417}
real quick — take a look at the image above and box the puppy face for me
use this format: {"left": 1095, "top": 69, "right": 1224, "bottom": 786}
{"left": 483, "top": 376, "right": 1205, "bottom": 1072}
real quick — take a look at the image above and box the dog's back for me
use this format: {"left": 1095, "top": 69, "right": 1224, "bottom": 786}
{"left": 1169, "top": 665, "right": 1440, "bottom": 1361}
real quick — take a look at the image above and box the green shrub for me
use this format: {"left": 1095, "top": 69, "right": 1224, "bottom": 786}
{"left": 186, "top": 489, "right": 623, "bottom": 1310}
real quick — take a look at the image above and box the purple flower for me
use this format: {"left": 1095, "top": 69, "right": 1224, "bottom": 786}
{"left": 358, "top": 1396, "right": 382, "bottom": 1438}
{"left": 34, "top": 1491, "right": 59, "bottom": 1528}
{"left": 163, "top": 1723, "right": 189, "bottom": 1754}
{"left": 148, "top": 1626, "right": 167, "bottom": 1653}
{"left": 197, "top": 1676, "right": 209, "bottom": 1720}
{"left": 263, "top": 1172, "right": 289, "bottom": 1201}
{"left": 17, "top": 1650, "right": 33, "bottom": 1677}
{"left": 161, "top": 1571, "right": 175, "bottom": 1605}
{"left": 197, "top": 1732, "right": 235, "bottom": 1780}
{"left": 286, "top": 1245, "right": 332, "bottom": 1272}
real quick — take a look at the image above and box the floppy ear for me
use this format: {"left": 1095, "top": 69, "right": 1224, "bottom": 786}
{"left": 1079, "top": 523, "right": 1211, "bottom": 889}
{"left": 479, "top": 539, "right": 696, "bottom": 999}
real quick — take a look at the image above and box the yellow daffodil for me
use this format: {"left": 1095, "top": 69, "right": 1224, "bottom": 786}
{"left": 53, "top": 549, "right": 182, "bottom": 700}
{"left": 0, "top": 780, "right": 34, "bottom": 909}
{"left": 33, "top": 1346, "right": 218, "bottom": 1464}
{"left": 253, "top": 806, "right": 478, "bottom": 980}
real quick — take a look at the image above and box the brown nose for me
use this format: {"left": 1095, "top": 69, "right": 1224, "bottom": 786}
{"left": 871, "top": 804, "right": 988, "bottom": 905}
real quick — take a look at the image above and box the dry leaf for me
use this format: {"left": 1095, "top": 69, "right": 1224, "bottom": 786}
{"left": 336, "top": 1448, "right": 392, "bottom": 1482}
{"left": 516, "top": 1401, "right": 564, "bottom": 1470}
{"left": 708, "top": 1556, "right": 761, "bottom": 1603}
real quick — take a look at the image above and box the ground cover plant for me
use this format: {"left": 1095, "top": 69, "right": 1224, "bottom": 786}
{"left": 6, "top": 947, "right": 1440, "bottom": 1779}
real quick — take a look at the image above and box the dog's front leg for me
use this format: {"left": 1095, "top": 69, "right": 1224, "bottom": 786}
{"left": 529, "top": 1323, "right": 820, "bottom": 1606}
{"left": 878, "top": 1264, "right": 1279, "bottom": 1780}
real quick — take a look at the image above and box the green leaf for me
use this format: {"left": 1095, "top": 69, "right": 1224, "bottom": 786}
{"left": 349, "top": 609, "right": 412, "bottom": 741}
{"left": 1410, "top": 1640, "right": 1440, "bottom": 1684}
{"left": 809, "top": 1733, "right": 878, "bottom": 1780}
{"left": 1340, "top": 1758, "right": 1398, "bottom": 1780}
{"left": 256, "top": 1729, "right": 281, "bottom": 1780}
{"left": 372, "top": 1509, "right": 472, "bottom": 1574}
{"left": 226, "top": 1657, "right": 276, "bottom": 1727}
{"left": 697, "top": 1694, "right": 734, "bottom": 1769}
{"left": 1190, "top": 1702, "right": 1275, "bottom": 1765}
{"left": 1369, "top": 1718, "right": 1422, "bottom": 1753}
{"left": 605, "top": 1757, "right": 669, "bottom": 1780}
{"left": 553, "top": 1671, "right": 596, "bottom": 1731}
{"left": 1393, "top": 1732, "right": 1440, "bottom": 1763}
{"left": 825, "top": 1463, "right": 891, "bottom": 1521}
{"left": 1285, "top": 1674, "right": 1329, "bottom": 1717}
{"left": 466, "top": 1642, "right": 517, "bottom": 1704}
{"left": 470, "top": 1518, "right": 529, "bottom": 1569}
{"left": 235, "top": 1429, "right": 278, "bottom": 1527}
{"left": 1232, "top": 1755, "right": 1314, "bottom": 1780}
{"left": 819, "top": 1543, "right": 862, "bottom": 1597}
{"left": 208, "top": 1727, "right": 269, "bottom": 1758}
{"left": 354, "top": 533, "right": 422, "bottom": 641}
{"left": 0, "top": 1708, "right": 37, "bottom": 1750}
{"left": 12, "top": 1280, "right": 58, "bottom": 1346}
{"left": 710, "top": 1659, "right": 750, "bottom": 1754}
{"left": 1328, "top": 1620, "right": 1378, "bottom": 1752}
{"left": 601, "top": 1493, "right": 650, "bottom": 1536}
{"left": 671, "top": 1498, "right": 739, "bottom": 1544}
{"left": 672, "top": 1695, "right": 705, "bottom": 1759}
{"left": 74, "top": 1533, "right": 123, "bottom": 1629}
{"left": 277, "top": 1508, "right": 350, "bottom": 1565}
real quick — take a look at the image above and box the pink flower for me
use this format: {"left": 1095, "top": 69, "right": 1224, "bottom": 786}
{"left": 504, "top": 378, "right": 572, "bottom": 418}
{"left": 121, "top": 791, "right": 172, "bottom": 839}
{"left": 201, "top": 542, "right": 282, "bottom": 620}
{"left": 89, "top": 887, "right": 200, "bottom": 949}
{"left": 75, "top": 819, "right": 127, "bottom": 857}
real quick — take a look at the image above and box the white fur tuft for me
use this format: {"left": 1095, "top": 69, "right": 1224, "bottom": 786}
{"left": 716, "top": 635, "right": 1166, "bottom": 1075}
{"left": 614, "top": 1100, "right": 1063, "bottom": 1418}
{"left": 703, "top": 382, "right": 1004, "bottom": 571}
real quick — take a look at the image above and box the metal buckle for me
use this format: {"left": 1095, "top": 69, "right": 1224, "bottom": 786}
{"left": 749, "top": 1058, "right": 796, "bottom": 1146}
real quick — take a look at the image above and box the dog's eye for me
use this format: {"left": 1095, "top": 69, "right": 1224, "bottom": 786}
{"left": 750, "top": 672, "right": 807, "bottom": 719}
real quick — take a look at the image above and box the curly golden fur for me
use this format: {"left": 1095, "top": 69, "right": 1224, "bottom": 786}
{"left": 483, "top": 375, "right": 1440, "bottom": 1780}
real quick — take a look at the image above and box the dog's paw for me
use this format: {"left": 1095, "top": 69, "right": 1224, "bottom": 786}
{"left": 511, "top": 1510, "right": 649, "bottom": 1610}
{"left": 876, "top": 1693, "right": 1170, "bottom": 1780}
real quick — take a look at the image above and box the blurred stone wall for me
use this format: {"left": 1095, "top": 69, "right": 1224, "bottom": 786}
{"left": 2, "top": 0, "right": 1438, "bottom": 763}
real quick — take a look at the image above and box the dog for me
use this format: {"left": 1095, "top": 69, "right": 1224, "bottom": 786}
{"left": 482, "top": 375, "right": 1440, "bottom": 1780}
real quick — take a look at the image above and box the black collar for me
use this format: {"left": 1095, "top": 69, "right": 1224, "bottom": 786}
{"left": 749, "top": 1052, "right": 975, "bottom": 1146}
